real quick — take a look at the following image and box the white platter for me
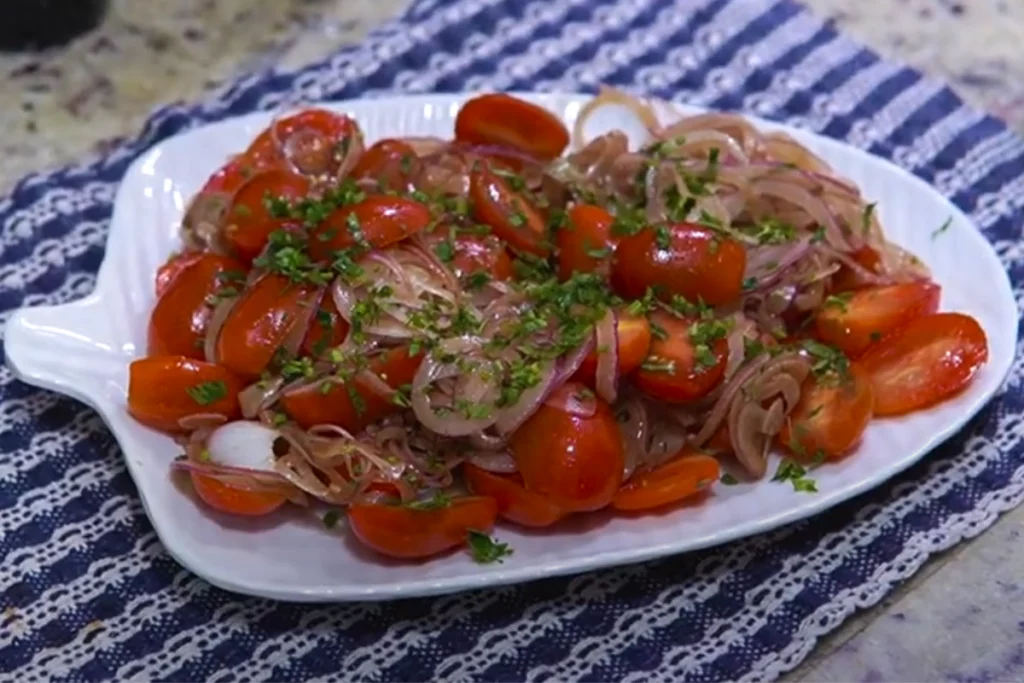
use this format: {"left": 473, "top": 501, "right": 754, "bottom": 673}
{"left": 5, "top": 93, "right": 1017, "bottom": 602}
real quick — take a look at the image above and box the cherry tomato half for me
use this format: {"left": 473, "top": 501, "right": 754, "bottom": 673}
{"left": 779, "top": 365, "right": 874, "bottom": 461}
{"left": 308, "top": 195, "right": 433, "bottom": 261}
{"left": 348, "top": 496, "right": 498, "bottom": 559}
{"left": 814, "top": 281, "right": 940, "bottom": 357}
{"left": 245, "top": 109, "right": 361, "bottom": 175}
{"left": 634, "top": 310, "right": 728, "bottom": 403}
{"left": 422, "top": 227, "right": 514, "bottom": 282}
{"left": 127, "top": 356, "right": 243, "bottom": 433}
{"left": 612, "top": 223, "right": 747, "bottom": 307}
{"left": 509, "top": 382, "right": 624, "bottom": 512}
{"left": 455, "top": 93, "right": 569, "bottom": 162}
{"left": 280, "top": 346, "right": 423, "bottom": 432}
{"left": 575, "top": 310, "right": 652, "bottom": 385}
{"left": 190, "top": 473, "right": 287, "bottom": 517}
{"left": 300, "top": 293, "right": 349, "bottom": 358}
{"left": 214, "top": 273, "right": 318, "bottom": 380}
{"left": 858, "top": 312, "right": 988, "bottom": 417}
{"left": 612, "top": 450, "right": 720, "bottom": 511}
{"left": 148, "top": 253, "right": 245, "bottom": 359}
{"left": 556, "top": 203, "right": 617, "bottom": 280}
{"left": 224, "top": 169, "right": 311, "bottom": 264}
{"left": 464, "top": 464, "right": 564, "bottom": 528}
{"left": 349, "top": 138, "right": 419, "bottom": 192}
{"left": 155, "top": 251, "right": 205, "bottom": 297}
{"left": 470, "top": 163, "right": 550, "bottom": 257}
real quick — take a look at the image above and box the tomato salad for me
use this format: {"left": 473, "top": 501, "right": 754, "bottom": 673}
{"left": 131, "top": 88, "right": 989, "bottom": 563}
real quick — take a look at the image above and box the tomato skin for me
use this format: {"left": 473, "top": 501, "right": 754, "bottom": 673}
{"left": 308, "top": 195, "right": 433, "bottom": 260}
{"left": 348, "top": 496, "right": 498, "bottom": 559}
{"left": 155, "top": 251, "right": 205, "bottom": 297}
{"left": 470, "top": 164, "right": 550, "bottom": 257}
{"left": 245, "top": 109, "right": 360, "bottom": 173}
{"left": 464, "top": 464, "right": 564, "bottom": 528}
{"left": 350, "top": 139, "right": 419, "bottom": 191}
{"left": 612, "top": 223, "right": 747, "bottom": 307}
{"left": 832, "top": 245, "right": 882, "bottom": 292}
{"left": 190, "top": 473, "right": 286, "bottom": 516}
{"left": 422, "top": 228, "right": 514, "bottom": 281}
{"left": 612, "top": 450, "right": 720, "bottom": 511}
{"left": 634, "top": 311, "right": 728, "bottom": 403}
{"left": 858, "top": 312, "right": 988, "bottom": 417}
{"left": 575, "top": 311, "right": 652, "bottom": 384}
{"left": 299, "top": 293, "right": 349, "bottom": 357}
{"left": 779, "top": 365, "right": 875, "bottom": 461}
{"left": 148, "top": 253, "right": 245, "bottom": 359}
{"left": 556, "top": 204, "right": 617, "bottom": 280}
{"left": 224, "top": 169, "right": 312, "bottom": 264}
{"left": 199, "top": 156, "right": 262, "bottom": 196}
{"left": 127, "top": 356, "right": 244, "bottom": 433}
{"left": 280, "top": 346, "right": 423, "bottom": 432}
{"left": 214, "top": 273, "right": 318, "bottom": 380}
{"left": 814, "top": 281, "right": 941, "bottom": 357}
{"left": 509, "top": 382, "right": 624, "bottom": 512}
{"left": 455, "top": 93, "right": 569, "bottom": 162}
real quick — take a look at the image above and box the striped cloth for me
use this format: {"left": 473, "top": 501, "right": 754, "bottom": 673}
{"left": 2, "top": 0, "right": 1023, "bottom": 680}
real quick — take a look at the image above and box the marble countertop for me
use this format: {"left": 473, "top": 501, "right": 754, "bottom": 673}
{"left": 2, "top": 0, "right": 1023, "bottom": 680}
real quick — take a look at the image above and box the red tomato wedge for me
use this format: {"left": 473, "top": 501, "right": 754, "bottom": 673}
{"left": 148, "top": 253, "right": 244, "bottom": 359}
{"left": 779, "top": 365, "right": 875, "bottom": 461}
{"left": 190, "top": 474, "right": 287, "bottom": 517}
{"left": 348, "top": 496, "right": 498, "bottom": 559}
{"left": 612, "top": 223, "right": 747, "bottom": 307}
{"left": 214, "top": 273, "right": 318, "bottom": 380}
{"left": 509, "top": 382, "right": 624, "bottom": 512}
{"left": 280, "top": 346, "right": 423, "bottom": 432}
{"left": 858, "top": 312, "right": 988, "bottom": 417}
{"left": 575, "top": 310, "right": 652, "bottom": 384}
{"left": 464, "top": 465, "right": 564, "bottom": 528}
{"left": 308, "top": 195, "right": 433, "bottom": 261}
{"left": 612, "top": 450, "right": 720, "bottom": 511}
{"left": 455, "top": 93, "right": 569, "bottom": 162}
{"left": 224, "top": 169, "right": 311, "bottom": 264}
{"left": 470, "top": 163, "right": 551, "bottom": 257}
{"left": 556, "top": 203, "right": 617, "bottom": 279}
{"left": 127, "top": 356, "right": 244, "bottom": 433}
{"left": 634, "top": 310, "right": 728, "bottom": 403}
{"left": 814, "top": 281, "right": 940, "bottom": 357}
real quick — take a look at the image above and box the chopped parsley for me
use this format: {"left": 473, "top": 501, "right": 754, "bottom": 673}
{"left": 467, "top": 530, "right": 513, "bottom": 564}
{"left": 322, "top": 509, "right": 341, "bottom": 529}
{"left": 186, "top": 380, "right": 227, "bottom": 406}
{"left": 746, "top": 217, "right": 796, "bottom": 245}
{"left": 861, "top": 202, "right": 877, "bottom": 235}
{"left": 465, "top": 270, "right": 491, "bottom": 290}
{"left": 772, "top": 459, "right": 818, "bottom": 493}
{"left": 406, "top": 491, "right": 452, "bottom": 510}
{"left": 433, "top": 239, "right": 456, "bottom": 263}
{"left": 720, "top": 473, "right": 739, "bottom": 485}
{"left": 823, "top": 292, "right": 853, "bottom": 312}
{"left": 801, "top": 340, "right": 850, "bottom": 384}
{"left": 931, "top": 215, "right": 953, "bottom": 240}
{"left": 640, "top": 355, "right": 676, "bottom": 374}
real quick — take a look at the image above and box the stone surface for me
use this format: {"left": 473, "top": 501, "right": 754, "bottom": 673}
{"left": 2, "top": 0, "right": 1023, "bottom": 680}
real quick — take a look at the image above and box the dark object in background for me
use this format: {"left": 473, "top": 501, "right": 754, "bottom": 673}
{"left": 0, "top": 0, "right": 108, "bottom": 51}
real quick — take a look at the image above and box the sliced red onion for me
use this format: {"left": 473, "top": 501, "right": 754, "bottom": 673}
{"left": 357, "top": 368, "right": 395, "bottom": 402}
{"left": 471, "top": 429, "right": 506, "bottom": 451}
{"left": 278, "top": 287, "right": 322, "bottom": 359}
{"left": 743, "top": 233, "right": 813, "bottom": 293}
{"left": 552, "top": 337, "right": 594, "bottom": 387}
{"left": 177, "top": 413, "right": 228, "bottom": 432}
{"left": 594, "top": 309, "right": 620, "bottom": 404}
{"left": 203, "top": 294, "right": 239, "bottom": 363}
{"left": 544, "top": 383, "right": 598, "bottom": 418}
{"left": 411, "top": 337, "right": 500, "bottom": 437}
{"left": 467, "top": 451, "right": 518, "bottom": 474}
{"left": 755, "top": 179, "right": 848, "bottom": 252}
{"left": 172, "top": 458, "right": 289, "bottom": 484}
{"left": 453, "top": 142, "right": 545, "bottom": 167}
{"left": 238, "top": 378, "right": 285, "bottom": 420}
{"left": 494, "top": 358, "right": 559, "bottom": 435}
